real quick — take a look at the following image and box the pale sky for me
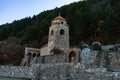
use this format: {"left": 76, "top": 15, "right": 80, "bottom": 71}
{"left": 0, "top": 0, "right": 80, "bottom": 25}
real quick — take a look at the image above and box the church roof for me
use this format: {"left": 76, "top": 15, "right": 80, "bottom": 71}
{"left": 27, "top": 48, "right": 40, "bottom": 52}
{"left": 53, "top": 16, "right": 65, "bottom": 20}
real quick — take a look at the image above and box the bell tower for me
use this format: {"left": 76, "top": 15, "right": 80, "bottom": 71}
{"left": 48, "top": 15, "right": 69, "bottom": 53}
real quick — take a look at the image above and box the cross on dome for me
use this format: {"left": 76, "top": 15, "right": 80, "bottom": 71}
{"left": 59, "top": 13, "right": 61, "bottom": 16}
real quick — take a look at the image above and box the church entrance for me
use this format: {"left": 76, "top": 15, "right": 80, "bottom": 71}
{"left": 69, "top": 51, "right": 76, "bottom": 63}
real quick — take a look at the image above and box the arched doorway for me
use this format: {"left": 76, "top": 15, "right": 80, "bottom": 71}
{"left": 69, "top": 51, "right": 76, "bottom": 63}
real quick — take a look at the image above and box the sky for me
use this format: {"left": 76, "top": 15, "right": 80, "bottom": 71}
{"left": 0, "top": 0, "right": 80, "bottom": 25}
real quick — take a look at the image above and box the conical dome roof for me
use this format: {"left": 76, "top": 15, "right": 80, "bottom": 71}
{"left": 53, "top": 15, "right": 65, "bottom": 20}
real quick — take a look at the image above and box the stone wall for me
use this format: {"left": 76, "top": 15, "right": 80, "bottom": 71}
{"left": 43, "top": 53, "right": 66, "bottom": 63}
{"left": 0, "top": 64, "right": 42, "bottom": 80}
{"left": 0, "top": 66, "right": 31, "bottom": 78}
{"left": 108, "top": 51, "right": 120, "bottom": 71}
{"left": 1, "top": 49, "right": 120, "bottom": 80}
{"left": 0, "top": 63, "right": 120, "bottom": 80}
{"left": 39, "top": 63, "right": 120, "bottom": 80}
{"left": 21, "top": 51, "right": 68, "bottom": 66}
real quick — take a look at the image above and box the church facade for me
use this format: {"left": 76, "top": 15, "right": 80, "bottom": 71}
{"left": 21, "top": 15, "right": 94, "bottom": 66}
{"left": 0, "top": 15, "right": 119, "bottom": 80}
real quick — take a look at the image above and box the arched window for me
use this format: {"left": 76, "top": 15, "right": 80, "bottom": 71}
{"left": 51, "top": 30, "right": 54, "bottom": 35}
{"left": 33, "top": 53, "right": 36, "bottom": 57}
{"left": 69, "top": 51, "right": 76, "bottom": 63}
{"left": 61, "top": 21, "right": 63, "bottom": 24}
{"left": 28, "top": 53, "right": 31, "bottom": 56}
{"left": 37, "top": 54, "right": 40, "bottom": 57}
{"left": 60, "top": 29, "right": 64, "bottom": 35}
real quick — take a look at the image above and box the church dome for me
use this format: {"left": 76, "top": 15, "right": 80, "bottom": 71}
{"left": 54, "top": 16, "right": 65, "bottom": 20}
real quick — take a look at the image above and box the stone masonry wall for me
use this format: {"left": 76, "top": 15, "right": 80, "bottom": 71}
{"left": 0, "top": 66, "right": 31, "bottom": 78}
{"left": 39, "top": 63, "right": 120, "bottom": 80}
{"left": 43, "top": 53, "right": 66, "bottom": 63}
{"left": 21, "top": 52, "right": 67, "bottom": 66}
{"left": 0, "top": 64, "right": 42, "bottom": 80}
{"left": 0, "top": 63, "right": 120, "bottom": 80}
{"left": 108, "top": 51, "right": 120, "bottom": 71}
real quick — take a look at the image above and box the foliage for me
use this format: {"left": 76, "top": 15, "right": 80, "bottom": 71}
{"left": 109, "top": 46, "right": 118, "bottom": 51}
{"left": 91, "top": 43, "right": 102, "bottom": 51}
{"left": 0, "top": 0, "right": 119, "bottom": 44}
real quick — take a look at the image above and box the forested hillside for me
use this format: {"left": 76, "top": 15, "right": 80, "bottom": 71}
{"left": 0, "top": 0, "right": 120, "bottom": 45}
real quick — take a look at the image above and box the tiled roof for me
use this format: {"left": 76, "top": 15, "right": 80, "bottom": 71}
{"left": 27, "top": 48, "right": 40, "bottom": 52}
{"left": 54, "top": 16, "right": 65, "bottom": 20}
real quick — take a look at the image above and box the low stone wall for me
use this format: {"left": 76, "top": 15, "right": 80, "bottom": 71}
{"left": 0, "top": 66, "right": 31, "bottom": 78}
{"left": 0, "top": 63, "right": 120, "bottom": 80}
{"left": 39, "top": 63, "right": 120, "bottom": 80}
{"left": 108, "top": 52, "right": 120, "bottom": 71}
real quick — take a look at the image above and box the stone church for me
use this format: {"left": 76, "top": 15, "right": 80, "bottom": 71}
{"left": 21, "top": 15, "right": 93, "bottom": 66}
